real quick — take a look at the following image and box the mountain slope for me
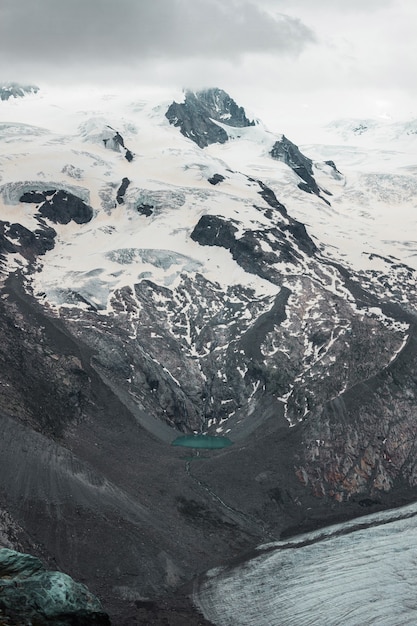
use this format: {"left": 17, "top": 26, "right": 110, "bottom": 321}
{"left": 1, "top": 86, "right": 417, "bottom": 623}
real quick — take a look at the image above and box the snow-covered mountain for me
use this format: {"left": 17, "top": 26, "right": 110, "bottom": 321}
{"left": 1, "top": 85, "right": 417, "bottom": 624}
{"left": 0, "top": 81, "right": 39, "bottom": 101}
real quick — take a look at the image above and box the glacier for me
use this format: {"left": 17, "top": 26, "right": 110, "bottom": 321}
{"left": 196, "top": 502, "right": 417, "bottom": 626}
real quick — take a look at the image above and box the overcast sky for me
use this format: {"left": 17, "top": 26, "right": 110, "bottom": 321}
{"left": 1, "top": 0, "right": 416, "bottom": 131}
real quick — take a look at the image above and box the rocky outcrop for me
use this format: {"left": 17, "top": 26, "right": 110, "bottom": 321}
{"left": 208, "top": 173, "right": 225, "bottom": 185}
{"left": 0, "top": 219, "right": 56, "bottom": 264}
{"left": 5, "top": 222, "right": 56, "bottom": 261}
{"left": 136, "top": 202, "right": 153, "bottom": 216}
{"left": 20, "top": 190, "right": 93, "bottom": 225}
{"left": 256, "top": 180, "right": 318, "bottom": 255}
{"left": 0, "top": 548, "right": 110, "bottom": 625}
{"left": 191, "top": 186, "right": 317, "bottom": 282}
{"left": 325, "top": 159, "right": 342, "bottom": 176}
{"left": 116, "top": 178, "right": 130, "bottom": 205}
{"left": 166, "top": 88, "right": 254, "bottom": 148}
{"left": 270, "top": 135, "right": 325, "bottom": 198}
{"left": 102, "top": 128, "right": 134, "bottom": 162}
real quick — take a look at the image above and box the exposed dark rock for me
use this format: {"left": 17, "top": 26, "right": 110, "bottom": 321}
{"left": 352, "top": 123, "right": 369, "bottom": 135}
{"left": 20, "top": 191, "right": 46, "bottom": 204}
{"left": 0, "top": 548, "right": 110, "bottom": 625}
{"left": 191, "top": 214, "right": 238, "bottom": 249}
{"left": 191, "top": 214, "right": 306, "bottom": 284}
{"left": 136, "top": 203, "right": 154, "bottom": 216}
{"left": 166, "top": 88, "right": 254, "bottom": 148}
{"left": 188, "top": 88, "right": 254, "bottom": 128}
{"left": 113, "top": 131, "right": 124, "bottom": 148}
{"left": 167, "top": 100, "right": 228, "bottom": 148}
{"left": 282, "top": 221, "right": 318, "bottom": 257}
{"left": 256, "top": 181, "right": 317, "bottom": 255}
{"left": 325, "top": 160, "right": 342, "bottom": 175}
{"left": 191, "top": 184, "right": 317, "bottom": 277}
{"left": 116, "top": 177, "right": 130, "bottom": 205}
{"left": 270, "top": 135, "right": 323, "bottom": 197}
{"left": 208, "top": 173, "right": 225, "bottom": 185}
{"left": 102, "top": 128, "right": 134, "bottom": 162}
{"left": 9, "top": 223, "right": 56, "bottom": 253}
{"left": 0, "top": 223, "right": 19, "bottom": 258}
{"left": 0, "top": 221, "right": 57, "bottom": 263}
{"left": 19, "top": 190, "right": 93, "bottom": 225}
{"left": 256, "top": 179, "right": 288, "bottom": 217}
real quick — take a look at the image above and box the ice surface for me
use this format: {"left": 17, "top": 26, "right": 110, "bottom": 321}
{"left": 196, "top": 502, "right": 417, "bottom": 626}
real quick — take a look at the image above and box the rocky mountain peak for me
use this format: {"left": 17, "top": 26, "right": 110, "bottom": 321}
{"left": 186, "top": 87, "right": 255, "bottom": 128}
{"left": 165, "top": 87, "right": 254, "bottom": 148}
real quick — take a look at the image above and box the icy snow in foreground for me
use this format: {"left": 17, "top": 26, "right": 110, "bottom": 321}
{"left": 195, "top": 503, "right": 417, "bottom": 626}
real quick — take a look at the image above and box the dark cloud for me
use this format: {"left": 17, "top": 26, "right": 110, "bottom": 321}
{"left": 0, "top": 0, "right": 314, "bottom": 81}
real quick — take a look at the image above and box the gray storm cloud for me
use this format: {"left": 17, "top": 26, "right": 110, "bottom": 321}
{"left": 0, "top": 0, "right": 314, "bottom": 78}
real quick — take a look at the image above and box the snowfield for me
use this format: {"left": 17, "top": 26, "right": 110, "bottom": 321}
{"left": 1, "top": 90, "right": 417, "bottom": 304}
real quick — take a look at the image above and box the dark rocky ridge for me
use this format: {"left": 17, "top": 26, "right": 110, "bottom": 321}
{"left": 166, "top": 88, "right": 254, "bottom": 148}
{"left": 270, "top": 135, "right": 329, "bottom": 201}
{"left": 0, "top": 220, "right": 56, "bottom": 263}
{"left": 190, "top": 182, "right": 317, "bottom": 282}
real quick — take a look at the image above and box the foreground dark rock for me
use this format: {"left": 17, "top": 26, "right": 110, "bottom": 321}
{"left": 0, "top": 548, "right": 110, "bottom": 625}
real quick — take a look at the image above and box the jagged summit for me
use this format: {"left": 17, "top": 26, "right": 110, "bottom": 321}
{"left": 0, "top": 82, "right": 39, "bottom": 101}
{"left": 166, "top": 87, "right": 255, "bottom": 148}
{"left": 187, "top": 88, "right": 255, "bottom": 128}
